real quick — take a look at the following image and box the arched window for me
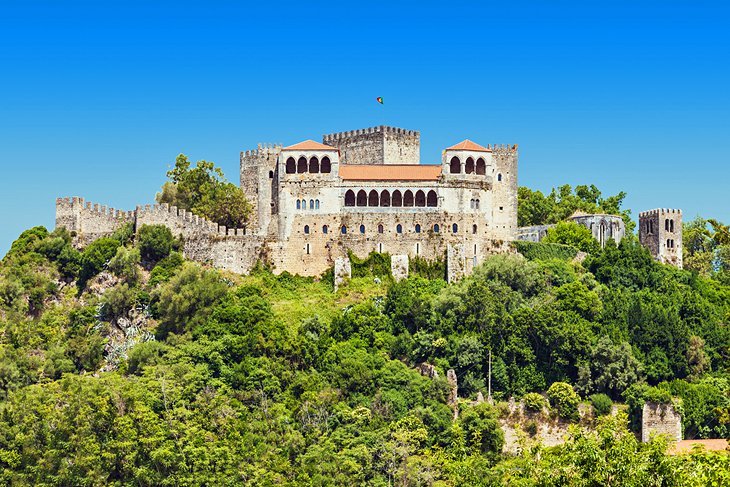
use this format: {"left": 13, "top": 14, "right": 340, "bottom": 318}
{"left": 404, "top": 190, "right": 414, "bottom": 207}
{"left": 450, "top": 156, "right": 461, "bottom": 174}
{"left": 475, "top": 199, "right": 480, "bottom": 209}
{"left": 665, "top": 219, "right": 669, "bottom": 231}
{"left": 356, "top": 190, "right": 367, "bottom": 207}
{"left": 286, "top": 157, "right": 296, "bottom": 174}
{"left": 322, "top": 225, "right": 328, "bottom": 234}
{"left": 315, "top": 199, "right": 320, "bottom": 210}
{"left": 269, "top": 170, "right": 274, "bottom": 179}
{"left": 309, "top": 156, "right": 319, "bottom": 173}
{"left": 304, "top": 225, "right": 310, "bottom": 234}
{"left": 341, "top": 225, "right": 347, "bottom": 234}
{"left": 415, "top": 190, "right": 426, "bottom": 207}
{"left": 360, "top": 224, "right": 365, "bottom": 234}
{"left": 465, "top": 157, "right": 475, "bottom": 174}
{"left": 345, "top": 190, "right": 355, "bottom": 207}
{"left": 378, "top": 224, "right": 384, "bottom": 233}
{"left": 297, "top": 156, "right": 307, "bottom": 173}
{"left": 321, "top": 156, "right": 331, "bottom": 173}
{"left": 497, "top": 173, "right": 503, "bottom": 182}
{"left": 392, "top": 190, "right": 403, "bottom": 207}
{"left": 368, "top": 190, "right": 379, "bottom": 207}
{"left": 433, "top": 224, "right": 440, "bottom": 233}
{"left": 396, "top": 224, "right": 403, "bottom": 234}
{"left": 476, "top": 158, "right": 486, "bottom": 175}
{"left": 470, "top": 199, "right": 475, "bottom": 209}
{"left": 309, "top": 199, "right": 314, "bottom": 209}
{"left": 301, "top": 199, "right": 306, "bottom": 210}
{"left": 415, "top": 224, "right": 421, "bottom": 233}
{"left": 472, "top": 224, "right": 477, "bottom": 234}
{"left": 296, "top": 200, "right": 301, "bottom": 210}
{"left": 452, "top": 223, "right": 458, "bottom": 233}
{"left": 427, "top": 190, "right": 437, "bottom": 207}
{"left": 380, "top": 190, "right": 391, "bottom": 207}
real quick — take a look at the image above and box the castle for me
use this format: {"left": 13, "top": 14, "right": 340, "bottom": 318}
{"left": 55, "top": 125, "right": 682, "bottom": 281}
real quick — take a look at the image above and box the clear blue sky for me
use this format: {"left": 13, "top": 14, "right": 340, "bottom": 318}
{"left": 1, "top": 0, "right": 728, "bottom": 255}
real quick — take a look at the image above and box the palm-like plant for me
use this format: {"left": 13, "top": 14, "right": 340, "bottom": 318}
{"left": 708, "top": 219, "right": 730, "bottom": 246}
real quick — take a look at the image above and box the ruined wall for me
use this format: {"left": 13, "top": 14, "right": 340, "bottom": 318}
{"left": 639, "top": 209, "right": 683, "bottom": 268}
{"left": 567, "top": 214, "right": 625, "bottom": 247}
{"left": 391, "top": 255, "right": 409, "bottom": 281}
{"left": 322, "top": 126, "right": 420, "bottom": 165}
{"left": 55, "top": 197, "right": 134, "bottom": 244}
{"left": 642, "top": 402, "right": 682, "bottom": 442}
{"left": 515, "top": 224, "right": 554, "bottom": 242}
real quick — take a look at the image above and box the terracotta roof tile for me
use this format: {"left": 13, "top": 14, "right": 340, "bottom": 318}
{"left": 669, "top": 439, "right": 729, "bottom": 455}
{"left": 446, "top": 139, "right": 491, "bottom": 152}
{"left": 339, "top": 164, "right": 441, "bottom": 181}
{"left": 282, "top": 140, "right": 336, "bottom": 151}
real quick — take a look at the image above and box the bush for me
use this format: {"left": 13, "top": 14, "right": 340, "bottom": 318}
{"left": 547, "top": 382, "right": 581, "bottom": 421}
{"left": 590, "top": 393, "right": 613, "bottom": 416}
{"left": 137, "top": 224, "right": 175, "bottom": 264}
{"left": 79, "top": 238, "right": 121, "bottom": 285}
{"left": 524, "top": 420, "right": 538, "bottom": 436}
{"left": 511, "top": 240, "right": 579, "bottom": 261}
{"left": 523, "top": 392, "right": 548, "bottom": 412}
{"left": 107, "top": 246, "right": 141, "bottom": 284}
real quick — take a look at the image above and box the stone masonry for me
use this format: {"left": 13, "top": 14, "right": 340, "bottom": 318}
{"left": 57, "top": 125, "right": 520, "bottom": 282}
{"left": 642, "top": 402, "right": 682, "bottom": 442}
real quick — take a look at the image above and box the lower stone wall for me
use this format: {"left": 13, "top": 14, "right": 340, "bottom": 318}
{"left": 642, "top": 402, "right": 682, "bottom": 442}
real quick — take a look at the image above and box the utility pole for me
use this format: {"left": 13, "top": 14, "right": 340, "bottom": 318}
{"left": 488, "top": 349, "right": 492, "bottom": 403}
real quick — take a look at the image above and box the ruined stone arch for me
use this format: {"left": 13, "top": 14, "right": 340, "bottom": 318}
{"left": 476, "top": 158, "right": 486, "bottom": 175}
{"left": 297, "top": 156, "right": 308, "bottom": 173}
{"left": 368, "top": 190, "right": 379, "bottom": 207}
{"left": 380, "top": 190, "right": 390, "bottom": 207}
{"left": 465, "top": 157, "right": 475, "bottom": 174}
{"left": 392, "top": 190, "right": 403, "bottom": 207}
{"left": 286, "top": 157, "right": 296, "bottom": 174}
{"left": 415, "top": 190, "right": 426, "bottom": 207}
{"left": 403, "top": 190, "right": 414, "bottom": 207}
{"left": 345, "top": 190, "right": 355, "bottom": 207}
{"left": 356, "top": 190, "right": 367, "bottom": 207}
{"left": 309, "top": 156, "right": 319, "bottom": 173}
{"left": 427, "top": 190, "right": 437, "bottom": 207}
{"left": 321, "top": 156, "right": 331, "bottom": 173}
{"left": 450, "top": 156, "right": 461, "bottom": 174}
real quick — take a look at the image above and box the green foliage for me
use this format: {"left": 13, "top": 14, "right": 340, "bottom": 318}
{"left": 107, "top": 246, "right": 141, "bottom": 284}
{"left": 458, "top": 402, "right": 504, "bottom": 456}
{"left": 78, "top": 237, "right": 121, "bottom": 285}
{"left": 590, "top": 393, "right": 613, "bottom": 416}
{"left": 156, "top": 154, "right": 251, "bottom": 228}
{"left": 547, "top": 382, "right": 581, "bottom": 420}
{"left": 511, "top": 240, "right": 578, "bottom": 261}
{"left": 348, "top": 250, "right": 391, "bottom": 278}
{"left": 577, "top": 336, "right": 643, "bottom": 398}
{"left": 523, "top": 392, "right": 547, "bottom": 412}
{"left": 409, "top": 254, "right": 447, "bottom": 280}
{"left": 136, "top": 224, "right": 175, "bottom": 265}
{"left": 543, "top": 221, "right": 601, "bottom": 254}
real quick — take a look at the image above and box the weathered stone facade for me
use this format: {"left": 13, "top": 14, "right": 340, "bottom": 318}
{"left": 516, "top": 213, "right": 625, "bottom": 248}
{"left": 642, "top": 402, "right": 682, "bottom": 442}
{"left": 56, "top": 125, "right": 518, "bottom": 281}
{"left": 639, "top": 208, "right": 683, "bottom": 268}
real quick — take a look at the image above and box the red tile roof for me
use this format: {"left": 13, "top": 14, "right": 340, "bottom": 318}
{"left": 446, "top": 139, "right": 491, "bottom": 152}
{"left": 669, "top": 439, "right": 729, "bottom": 455}
{"left": 339, "top": 164, "right": 442, "bottom": 181}
{"left": 282, "top": 140, "right": 337, "bottom": 151}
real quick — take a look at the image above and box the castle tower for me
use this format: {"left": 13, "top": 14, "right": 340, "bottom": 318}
{"left": 639, "top": 208, "right": 683, "bottom": 268}
{"left": 322, "top": 125, "right": 420, "bottom": 165}
{"left": 240, "top": 144, "right": 282, "bottom": 237}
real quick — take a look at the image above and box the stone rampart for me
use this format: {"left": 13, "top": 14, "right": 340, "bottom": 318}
{"left": 56, "top": 197, "right": 134, "bottom": 243}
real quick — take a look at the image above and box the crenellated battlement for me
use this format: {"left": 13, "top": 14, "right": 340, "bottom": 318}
{"left": 639, "top": 208, "right": 682, "bottom": 217}
{"left": 488, "top": 144, "right": 518, "bottom": 152}
{"left": 241, "top": 143, "right": 282, "bottom": 158}
{"left": 323, "top": 125, "right": 419, "bottom": 143}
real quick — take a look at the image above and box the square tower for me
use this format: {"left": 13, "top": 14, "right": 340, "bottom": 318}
{"left": 322, "top": 125, "right": 420, "bottom": 165}
{"left": 639, "top": 208, "right": 683, "bottom": 268}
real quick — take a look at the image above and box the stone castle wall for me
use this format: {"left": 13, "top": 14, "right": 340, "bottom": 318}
{"left": 642, "top": 402, "right": 682, "bottom": 442}
{"left": 322, "top": 126, "right": 420, "bottom": 165}
{"left": 56, "top": 197, "right": 135, "bottom": 244}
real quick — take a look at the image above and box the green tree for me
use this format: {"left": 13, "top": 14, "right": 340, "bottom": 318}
{"left": 543, "top": 221, "right": 600, "bottom": 254}
{"left": 137, "top": 224, "right": 176, "bottom": 264}
{"left": 157, "top": 154, "right": 251, "bottom": 228}
{"left": 547, "top": 381, "right": 580, "bottom": 420}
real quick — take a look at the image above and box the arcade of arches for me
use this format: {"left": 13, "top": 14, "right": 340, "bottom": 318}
{"left": 344, "top": 189, "right": 438, "bottom": 208}
{"left": 285, "top": 156, "right": 332, "bottom": 174}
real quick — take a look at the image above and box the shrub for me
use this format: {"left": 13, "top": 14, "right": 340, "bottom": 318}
{"left": 511, "top": 240, "right": 579, "bottom": 262}
{"left": 547, "top": 382, "right": 580, "bottom": 421}
{"left": 523, "top": 392, "right": 548, "bottom": 412}
{"left": 79, "top": 238, "right": 121, "bottom": 285}
{"left": 524, "top": 420, "right": 538, "bottom": 436}
{"left": 108, "top": 246, "right": 141, "bottom": 284}
{"left": 137, "top": 224, "right": 175, "bottom": 265}
{"left": 590, "top": 393, "right": 613, "bottom": 416}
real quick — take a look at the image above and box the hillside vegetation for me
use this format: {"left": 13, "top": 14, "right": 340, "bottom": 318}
{"left": 1, "top": 204, "right": 730, "bottom": 484}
